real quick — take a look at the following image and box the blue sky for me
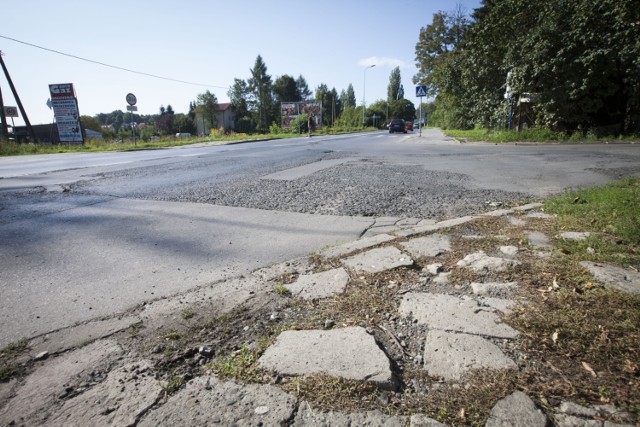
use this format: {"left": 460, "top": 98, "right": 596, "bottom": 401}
{"left": 1, "top": 0, "right": 481, "bottom": 125}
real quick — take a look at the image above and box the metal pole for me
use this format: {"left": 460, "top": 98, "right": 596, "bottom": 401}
{"left": 419, "top": 99, "right": 422, "bottom": 137}
{"left": 0, "top": 51, "right": 37, "bottom": 142}
{"left": 362, "top": 64, "right": 375, "bottom": 127}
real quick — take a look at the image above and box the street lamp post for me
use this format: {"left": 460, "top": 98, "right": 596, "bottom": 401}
{"left": 362, "top": 64, "right": 375, "bottom": 127}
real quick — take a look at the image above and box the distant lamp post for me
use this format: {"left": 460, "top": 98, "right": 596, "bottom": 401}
{"left": 362, "top": 64, "right": 375, "bottom": 126}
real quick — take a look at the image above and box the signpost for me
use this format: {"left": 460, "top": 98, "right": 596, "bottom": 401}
{"left": 415, "top": 85, "right": 427, "bottom": 136}
{"left": 3, "top": 106, "right": 18, "bottom": 139}
{"left": 49, "top": 83, "right": 84, "bottom": 144}
{"left": 126, "top": 93, "right": 137, "bottom": 144}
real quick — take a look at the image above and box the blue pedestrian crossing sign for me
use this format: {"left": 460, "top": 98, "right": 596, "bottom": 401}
{"left": 415, "top": 85, "right": 427, "bottom": 97}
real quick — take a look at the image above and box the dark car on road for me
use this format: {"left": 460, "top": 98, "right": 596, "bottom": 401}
{"left": 388, "top": 118, "right": 406, "bottom": 133}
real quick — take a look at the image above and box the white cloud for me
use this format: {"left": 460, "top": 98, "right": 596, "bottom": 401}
{"left": 358, "top": 56, "right": 407, "bottom": 69}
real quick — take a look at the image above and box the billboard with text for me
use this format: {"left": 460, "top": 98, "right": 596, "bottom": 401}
{"left": 281, "top": 101, "right": 322, "bottom": 130}
{"left": 49, "top": 83, "right": 84, "bottom": 143}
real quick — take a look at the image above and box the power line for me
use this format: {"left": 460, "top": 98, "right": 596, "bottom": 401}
{"left": 0, "top": 35, "right": 229, "bottom": 90}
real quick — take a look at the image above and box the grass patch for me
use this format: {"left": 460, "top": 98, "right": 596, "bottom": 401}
{"left": 273, "top": 283, "right": 291, "bottom": 296}
{"left": 443, "top": 128, "right": 640, "bottom": 144}
{"left": 544, "top": 178, "right": 640, "bottom": 268}
{"left": 181, "top": 308, "right": 195, "bottom": 320}
{"left": 209, "top": 335, "right": 273, "bottom": 383}
{"left": 0, "top": 339, "right": 28, "bottom": 382}
{"left": 163, "top": 330, "right": 180, "bottom": 340}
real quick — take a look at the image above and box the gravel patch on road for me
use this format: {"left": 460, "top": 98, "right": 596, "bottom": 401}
{"left": 74, "top": 153, "right": 531, "bottom": 220}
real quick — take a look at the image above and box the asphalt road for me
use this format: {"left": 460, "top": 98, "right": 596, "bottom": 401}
{"left": 1, "top": 129, "right": 639, "bottom": 347}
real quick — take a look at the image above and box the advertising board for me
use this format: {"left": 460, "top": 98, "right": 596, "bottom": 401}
{"left": 49, "top": 83, "right": 83, "bottom": 143}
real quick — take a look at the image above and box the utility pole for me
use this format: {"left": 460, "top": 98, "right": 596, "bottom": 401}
{"left": 0, "top": 84, "right": 8, "bottom": 140}
{"left": 0, "top": 51, "right": 37, "bottom": 143}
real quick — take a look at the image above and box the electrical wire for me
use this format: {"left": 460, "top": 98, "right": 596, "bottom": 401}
{"left": 0, "top": 35, "right": 229, "bottom": 89}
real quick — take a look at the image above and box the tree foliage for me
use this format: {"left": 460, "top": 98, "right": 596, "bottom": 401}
{"left": 414, "top": 0, "right": 640, "bottom": 134}
{"left": 248, "top": 55, "right": 275, "bottom": 133}
{"left": 387, "top": 67, "right": 403, "bottom": 102}
{"left": 195, "top": 90, "right": 219, "bottom": 129}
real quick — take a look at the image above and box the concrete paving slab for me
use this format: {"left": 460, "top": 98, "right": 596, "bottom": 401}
{"left": 410, "top": 414, "right": 449, "bottom": 426}
{"left": 48, "top": 360, "right": 162, "bottom": 426}
{"left": 471, "top": 282, "right": 519, "bottom": 298}
{"left": 435, "top": 215, "right": 478, "bottom": 229}
{"left": 293, "top": 401, "right": 407, "bottom": 426}
{"left": 478, "top": 297, "right": 517, "bottom": 314}
{"left": 0, "top": 339, "right": 123, "bottom": 426}
{"left": 526, "top": 212, "right": 555, "bottom": 219}
{"left": 423, "top": 330, "right": 516, "bottom": 381}
{"left": 139, "top": 376, "right": 297, "bottom": 426}
{"left": 482, "top": 208, "right": 515, "bottom": 217}
{"left": 399, "top": 234, "right": 451, "bottom": 259}
{"left": 258, "top": 327, "right": 395, "bottom": 389}
{"left": 394, "top": 224, "right": 440, "bottom": 238}
{"left": 342, "top": 246, "right": 413, "bottom": 274}
{"left": 508, "top": 216, "right": 527, "bottom": 226}
{"left": 287, "top": 268, "right": 350, "bottom": 299}
{"left": 29, "top": 315, "right": 139, "bottom": 357}
{"left": 319, "top": 233, "right": 396, "bottom": 258}
{"left": 456, "top": 251, "right": 521, "bottom": 274}
{"left": 399, "top": 293, "right": 519, "bottom": 339}
{"left": 500, "top": 245, "right": 519, "bottom": 257}
{"left": 580, "top": 261, "right": 640, "bottom": 295}
{"left": 514, "top": 203, "right": 544, "bottom": 211}
{"left": 560, "top": 231, "right": 591, "bottom": 241}
{"left": 486, "top": 391, "right": 548, "bottom": 427}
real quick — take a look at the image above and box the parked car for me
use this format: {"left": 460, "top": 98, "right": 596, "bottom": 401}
{"left": 405, "top": 121, "right": 414, "bottom": 131}
{"left": 388, "top": 118, "right": 406, "bottom": 133}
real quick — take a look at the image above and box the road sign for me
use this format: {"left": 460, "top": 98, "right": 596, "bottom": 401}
{"left": 126, "top": 93, "right": 137, "bottom": 106}
{"left": 416, "top": 85, "right": 427, "bottom": 97}
{"left": 126, "top": 105, "right": 138, "bottom": 111}
{"left": 4, "top": 106, "right": 19, "bottom": 117}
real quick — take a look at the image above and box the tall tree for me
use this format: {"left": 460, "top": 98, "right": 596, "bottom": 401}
{"left": 195, "top": 90, "right": 219, "bottom": 130}
{"left": 296, "top": 75, "right": 312, "bottom": 101}
{"left": 387, "top": 67, "right": 403, "bottom": 102}
{"left": 248, "top": 55, "right": 275, "bottom": 133}
{"left": 227, "top": 78, "right": 250, "bottom": 121}
{"left": 273, "top": 74, "right": 300, "bottom": 104}
{"left": 346, "top": 84, "right": 357, "bottom": 108}
{"left": 314, "top": 84, "right": 331, "bottom": 126}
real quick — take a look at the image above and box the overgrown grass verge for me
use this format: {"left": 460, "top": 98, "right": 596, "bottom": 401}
{"left": 443, "top": 128, "right": 640, "bottom": 143}
{"left": 544, "top": 178, "right": 640, "bottom": 268}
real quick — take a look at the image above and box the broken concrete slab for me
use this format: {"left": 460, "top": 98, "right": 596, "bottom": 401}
{"left": 423, "top": 330, "right": 516, "bottom": 381}
{"left": 138, "top": 376, "right": 298, "bottom": 426}
{"left": 0, "top": 339, "right": 123, "bottom": 426}
{"left": 409, "top": 414, "right": 449, "bottom": 426}
{"left": 29, "top": 315, "right": 139, "bottom": 357}
{"left": 435, "top": 215, "right": 478, "bottom": 229}
{"left": 293, "top": 401, "right": 407, "bottom": 426}
{"left": 432, "top": 272, "right": 450, "bottom": 285}
{"left": 258, "top": 327, "right": 395, "bottom": 389}
{"left": 486, "top": 391, "right": 548, "bottom": 427}
{"left": 425, "top": 263, "right": 444, "bottom": 276}
{"left": 287, "top": 268, "right": 350, "bottom": 300}
{"left": 508, "top": 216, "right": 527, "bottom": 227}
{"left": 471, "top": 281, "right": 519, "bottom": 298}
{"left": 393, "top": 224, "right": 440, "bottom": 238}
{"left": 560, "top": 231, "right": 591, "bottom": 241}
{"left": 580, "top": 261, "right": 640, "bottom": 295}
{"left": 478, "top": 297, "right": 517, "bottom": 314}
{"left": 499, "top": 245, "right": 519, "bottom": 257}
{"left": 399, "top": 293, "right": 519, "bottom": 339}
{"left": 456, "top": 251, "right": 521, "bottom": 274}
{"left": 342, "top": 246, "right": 413, "bottom": 274}
{"left": 319, "top": 234, "right": 397, "bottom": 258}
{"left": 482, "top": 208, "right": 514, "bottom": 217}
{"left": 514, "top": 202, "right": 544, "bottom": 211}
{"left": 526, "top": 212, "right": 555, "bottom": 219}
{"left": 399, "top": 234, "right": 451, "bottom": 259}
{"left": 526, "top": 231, "right": 552, "bottom": 249}
{"left": 48, "top": 360, "right": 162, "bottom": 426}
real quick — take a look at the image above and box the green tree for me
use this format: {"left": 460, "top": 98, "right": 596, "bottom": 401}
{"left": 248, "top": 55, "right": 275, "bottom": 133}
{"left": 314, "top": 84, "right": 331, "bottom": 126}
{"left": 296, "top": 75, "right": 312, "bottom": 101}
{"left": 273, "top": 74, "right": 300, "bottom": 104}
{"left": 195, "top": 90, "right": 219, "bottom": 130}
{"left": 80, "top": 115, "right": 101, "bottom": 132}
{"left": 346, "top": 84, "right": 356, "bottom": 107}
{"left": 387, "top": 67, "right": 403, "bottom": 102}
{"left": 390, "top": 99, "right": 417, "bottom": 122}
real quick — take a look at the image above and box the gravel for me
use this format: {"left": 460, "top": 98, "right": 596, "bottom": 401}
{"left": 73, "top": 151, "right": 531, "bottom": 221}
